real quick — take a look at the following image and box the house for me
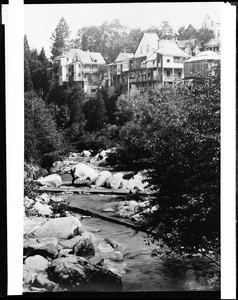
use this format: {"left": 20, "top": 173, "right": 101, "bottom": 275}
{"left": 130, "top": 37, "right": 190, "bottom": 91}
{"left": 184, "top": 50, "right": 221, "bottom": 79}
{"left": 54, "top": 49, "right": 106, "bottom": 97}
{"left": 201, "top": 11, "right": 220, "bottom": 38}
{"left": 105, "top": 33, "right": 191, "bottom": 95}
{"left": 205, "top": 38, "right": 220, "bottom": 53}
{"left": 155, "top": 39, "right": 191, "bottom": 87}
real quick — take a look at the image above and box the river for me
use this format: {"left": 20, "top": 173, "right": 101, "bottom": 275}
{"left": 49, "top": 155, "right": 220, "bottom": 292}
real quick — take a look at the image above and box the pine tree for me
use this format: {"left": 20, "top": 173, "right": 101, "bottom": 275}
{"left": 24, "top": 35, "right": 33, "bottom": 92}
{"left": 50, "top": 17, "right": 71, "bottom": 60}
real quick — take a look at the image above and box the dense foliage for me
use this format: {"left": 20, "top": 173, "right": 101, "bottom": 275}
{"left": 111, "top": 65, "right": 220, "bottom": 259}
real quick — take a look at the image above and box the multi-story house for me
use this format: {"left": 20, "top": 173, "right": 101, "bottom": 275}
{"left": 184, "top": 50, "right": 221, "bottom": 79}
{"left": 105, "top": 33, "right": 190, "bottom": 95}
{"left": 54, "top": 49, "right": 106, "bottom": 97}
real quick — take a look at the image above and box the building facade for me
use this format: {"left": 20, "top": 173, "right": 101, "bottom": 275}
{"left": 105, "top": 33, "right": 190, "bottom": 95}
{"left": 184, "top": 50, "right": 221, "bottom": 79}
{"left": 54, "top": 49, "right": 106, "bottom": 97}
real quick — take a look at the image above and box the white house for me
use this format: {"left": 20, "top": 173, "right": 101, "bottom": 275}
{"left": 55, "top": 49, "right": 106, "bottom": 96}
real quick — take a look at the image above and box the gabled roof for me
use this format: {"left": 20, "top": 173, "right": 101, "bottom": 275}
{"left": 185, "top": 50, "right": 220, "bottom": 63}
{"left": 144, "top": 32, "right": 159, "bottom": 50}
{"left": 205, "top": 38, "right": 221, "bottom": 47}
{"left": 115, "top": 52, "right": 134, "bottom": 62}
{"left": 157, "top": 40, "right": 191, "bottom": 58}
{"left": 61, "top": 49, "right": 106, "bottom": 65}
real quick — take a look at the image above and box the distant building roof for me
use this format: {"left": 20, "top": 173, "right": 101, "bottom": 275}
{"left": 115, "top": 52, "right": 134, "bottom": 62}
{"left": 157, "top": 40, "right": 191, "bottom": 58}
{"left": 205, "top": 38, "right": 221, "bottom": 47}
{"left": 185, "top": 50, "right": 220, "bottom": 63}
{"left": 144, "top": 32, "right": 159, "bottom": 50}
{"left": 177, "top": 38, "right": 198, "bottom": 48}
{"left": 60, "top": 49, "right": 106, "bottom": 65}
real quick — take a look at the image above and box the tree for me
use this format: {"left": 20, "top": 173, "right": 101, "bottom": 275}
{"left": 123, "top": 28, "right": 143, "bottom": 54}
{"left": 50, "top": 17, "right": 71, "bottom": 60}
{"left": 196, "top": 27, "right": 215, "bottom": 50}
{"left": 146, "top": 21, "right": 175, "bottom": 39}
{"left": 112, "top": 63, "right": 220, "bottom": 261}
{"left": 83, "top": 90, "right": 108, "bottom": 132}
{"left": 177, "top": 25, "right": 197, "bottom": 40}
{"left": 24, "top": 35, "right": 33, "bottom": 92}
{"left": 24, "top": 91, "right": 65, "bottom": 165}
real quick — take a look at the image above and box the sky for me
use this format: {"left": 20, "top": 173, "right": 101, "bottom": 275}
{"left": 20, "top": 2, "right": 221, "bottom": 58}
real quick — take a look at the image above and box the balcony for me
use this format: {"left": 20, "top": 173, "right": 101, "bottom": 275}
{"left": 164, "top": 76, "right": 182, "bottom": 82}
{"left": 83, "top": 68, "right": 99, "bottom": 73}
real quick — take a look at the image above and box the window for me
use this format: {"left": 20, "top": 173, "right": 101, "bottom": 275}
{"left": 91, "top": 88, "right": 96, "bottom": 93}
{"left": 166, "top": 70, "right": 170, "bottom": 77}
{"left": 146, "top": 45, "right": 149, "bottom": 53}
{"left": 178, "top": 71, "right": 181, "bottom": 78}
{"left": 140, "top": 46, "right": 143, "bottom": 54}
{"left": 167, "top": 59, "right": 170, "bottom": 63}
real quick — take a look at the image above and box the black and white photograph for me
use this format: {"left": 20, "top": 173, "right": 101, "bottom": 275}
{"left": 2, "top": 1, "right": 236, "bottom": 298}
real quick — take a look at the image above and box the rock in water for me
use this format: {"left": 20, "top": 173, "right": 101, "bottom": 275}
{"left": 47, "top": 256, "right": 122, "bottom": 292}
{"left": 24, "top": 237, "right": 58, "bottom": 259}
{"left": 32, "top": 216, "right": 83, "bottom": 239}
{"left": 94, "top": 171, "right": 112, "bottom": 187}
{"left": 32, "top": 202, "right": 53, "bottom": 217}
{"left": 106, "top": 173, "right": 124, "bottom": 189}
{"left": 36, "top": 174, "right": 62, "bottom": 188}
{"left": 24, "top": 255, "right": 49, "bottom": 271}
{"left": 31, "top": 273, "right": 58, "bottom": 291}
{"left": 71, "top": 163, "right": 98, "bottom": 185}
{"left": 73, "top": 237, "right": 95, "bottom": 258}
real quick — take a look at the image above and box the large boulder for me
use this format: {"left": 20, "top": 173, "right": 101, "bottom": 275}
{"left": 24, "top": 196, "right": 35, "bottom": 209}
{"left": 94, "top": 171, "right": 112, "bottom": 187}
{"left": 24, "top": 217, "right": 47, "bottom": 236}
{"left": 106, "top": 173, "right": 124, "bottom": 189}
{"left": 73, "top": 237, "right": 95, "bottom": 258}
{"left": 24, "top": 255, "right": 49, "bottom": 271}
{"left": 31, "top": 273, "right": 59, "bottom": 292}
{"left": 31, "top": 202, "right": 53, "bottom": 217}
{"left": 24, "top": 237, "right": 58, "bottom": 259}
{"left": 23, "top": 265, "right": 37, "bottom": 284}
{"left": 36, "top": 174, "right": 62, "bottom": 188}
{"left": 47, "top": 256, "right": 122, "bottom": 291}
{"left": 97, "top": 238, "right": 126, "bottom": 262}
{"left": 80, "top": 150, "right": 92, "bottom": 157}
{"left": 32, "top": 216, "right": 83, "bottom": 239}
{"left": 126, "top": 173, "right": 149, "bottom": 192}
{"left": 71, "top": 163, "right": 98, "bottom": 185}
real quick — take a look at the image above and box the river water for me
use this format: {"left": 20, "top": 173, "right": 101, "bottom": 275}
{"left": 56, "top": 157, "right": 220, "bottom": 292}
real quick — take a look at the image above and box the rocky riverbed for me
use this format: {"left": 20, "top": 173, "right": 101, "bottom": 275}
{"left": 23, "top": 150, "right": 220, "bottom": 293}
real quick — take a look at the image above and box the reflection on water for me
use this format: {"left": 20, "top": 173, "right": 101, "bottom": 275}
{"left": 80, "top": 216, "right": 220, "bottom": 292}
